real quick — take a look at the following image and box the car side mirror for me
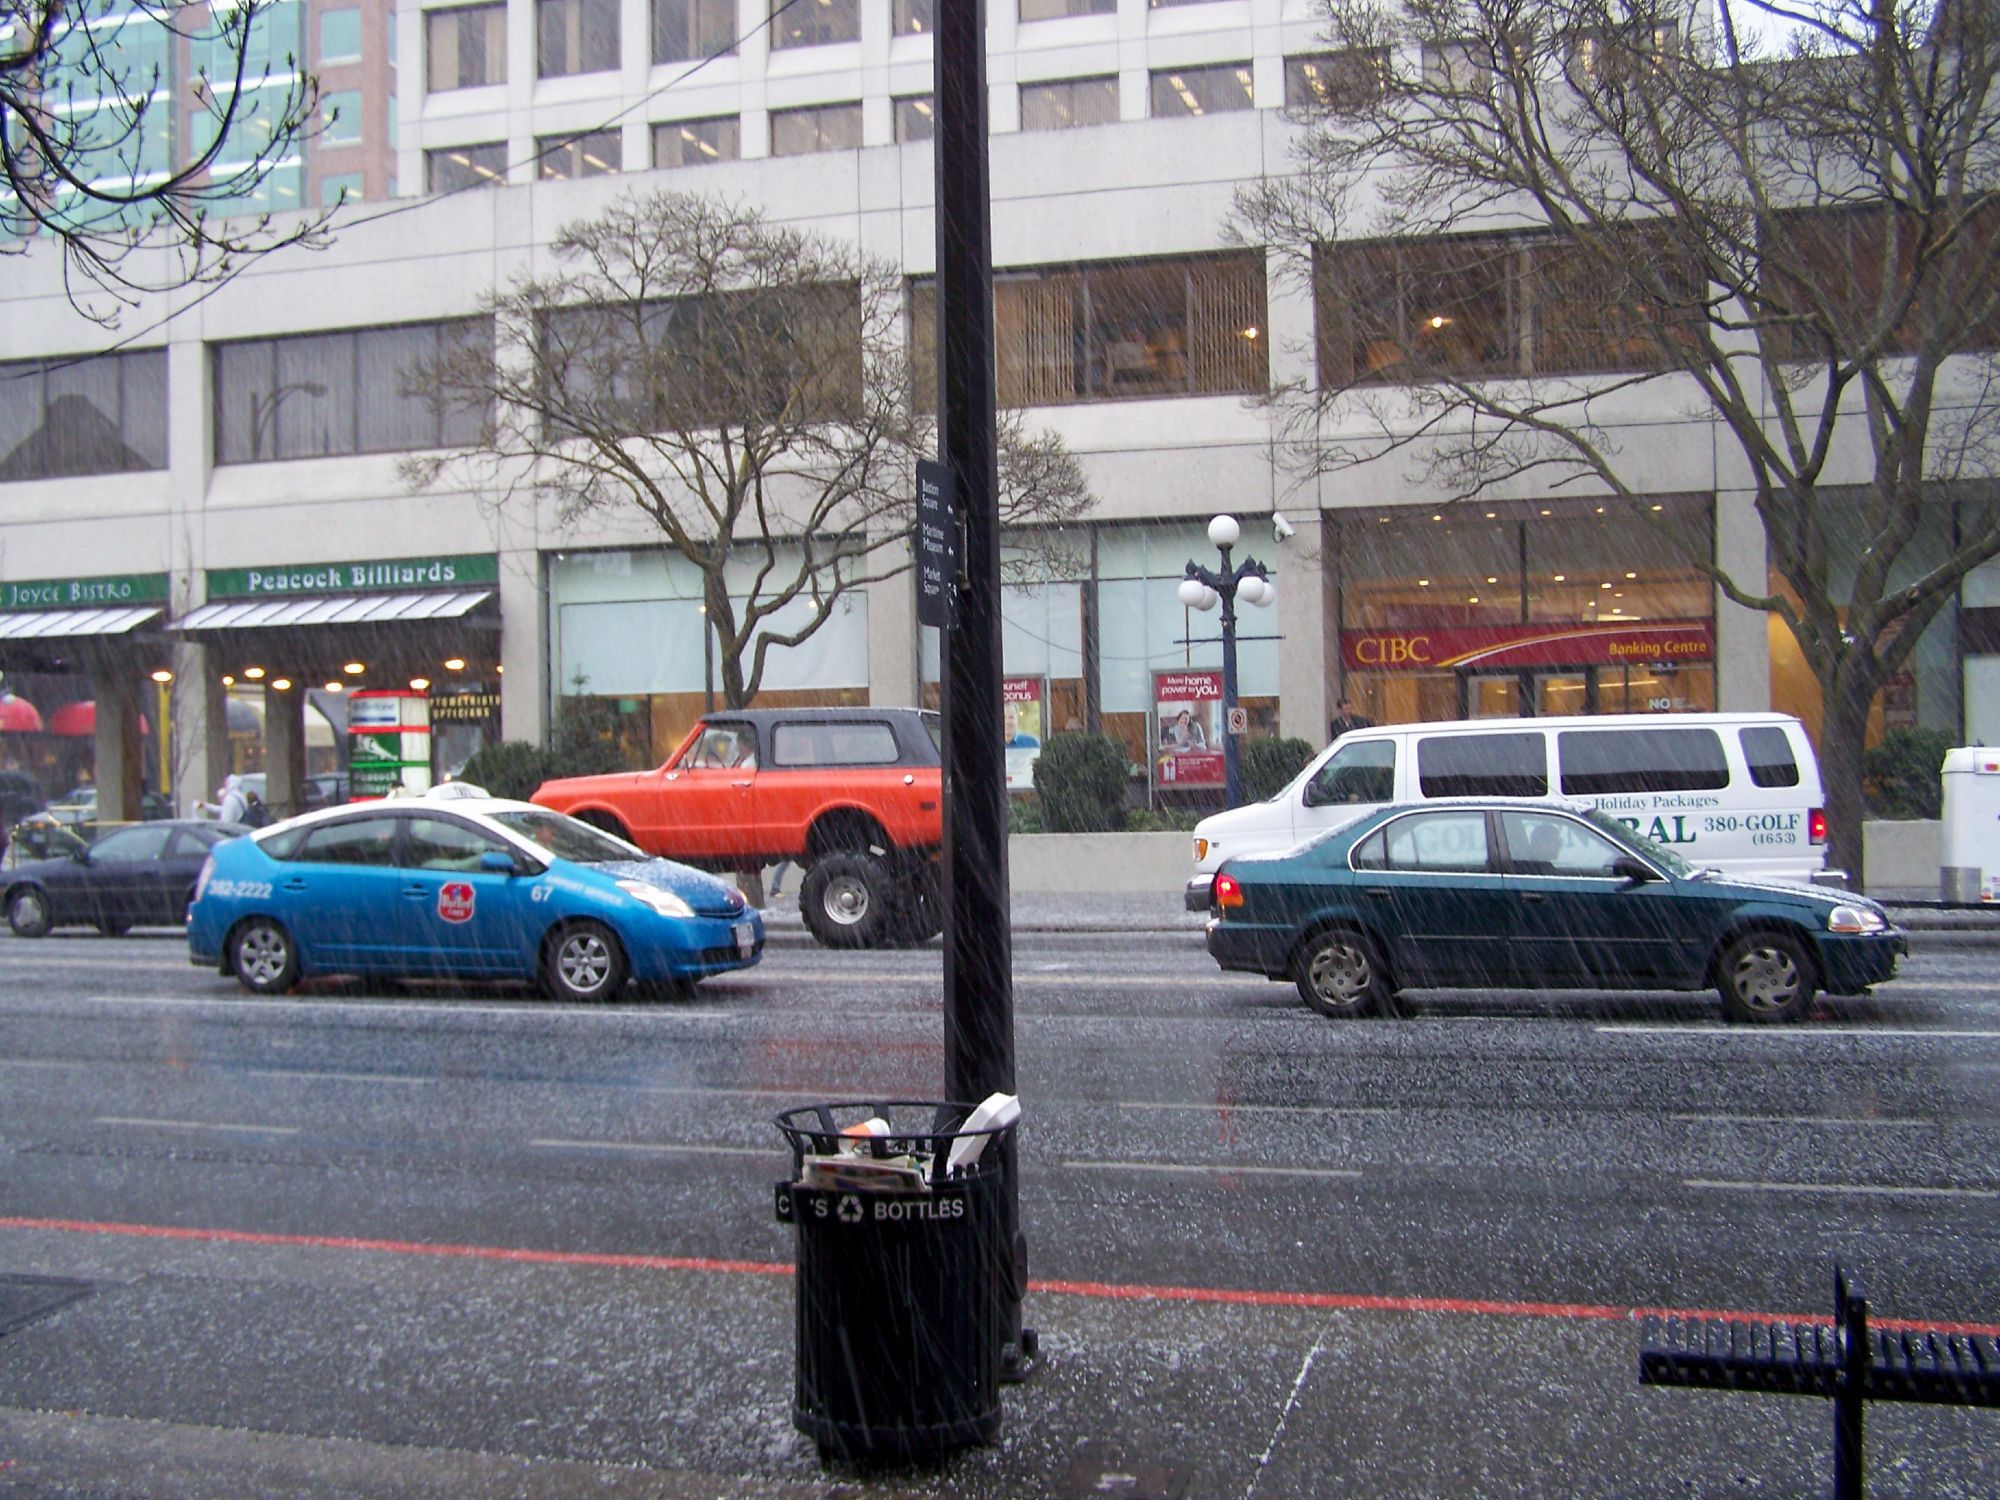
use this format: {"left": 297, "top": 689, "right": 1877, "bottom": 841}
{"left": 1611, "top": 856, "right": 1657, "bottom": 884}
{"left": 71, "top": 847, "right": 92, "bottom": 864}
{"left": 1300, "top": 779, "right": 1326, "bottom": 808}
{"left": 480, "top": 850, "right": 520, "bottom": 876}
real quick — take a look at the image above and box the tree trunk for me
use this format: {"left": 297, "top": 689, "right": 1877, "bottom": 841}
{"left": 1819, "top": 673, "right": 1877, "bottom": 892}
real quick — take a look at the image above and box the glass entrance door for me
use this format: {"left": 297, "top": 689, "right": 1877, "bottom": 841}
{"left": 1533, "top": 671, "right": 1591, "bottom": 717}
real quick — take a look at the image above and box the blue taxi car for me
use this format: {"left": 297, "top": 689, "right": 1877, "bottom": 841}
{"left": 188, "top": 792, "right": 763, "bottom": 1000}
{"left": 1203, "top": 800, "right": 1904, "bottom": 1024}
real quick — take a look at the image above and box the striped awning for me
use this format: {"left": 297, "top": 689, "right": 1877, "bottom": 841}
{"left": 173, "top": 590, "right": 494, "bottom": 632}
{"left": 0, "top": 605, "right": 162, "bottom": 641}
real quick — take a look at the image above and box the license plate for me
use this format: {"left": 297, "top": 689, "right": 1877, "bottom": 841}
{"left": 734, "top": 921, "right": 756, "bottom": 958}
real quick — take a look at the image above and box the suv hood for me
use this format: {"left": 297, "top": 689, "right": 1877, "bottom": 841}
{"left": 1190, "top": 798, "right": 1294, "bottom": 873}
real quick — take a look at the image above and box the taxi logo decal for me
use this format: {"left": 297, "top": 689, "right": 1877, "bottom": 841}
{"left": 439, "top": 882, "right": 476, "bottom": 923}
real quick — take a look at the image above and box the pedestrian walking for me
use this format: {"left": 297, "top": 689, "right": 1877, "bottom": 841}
{"left": 1328, "top": 697, "right": 1372, "bottom": 741}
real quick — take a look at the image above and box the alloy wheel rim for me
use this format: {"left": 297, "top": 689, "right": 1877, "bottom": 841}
{"left": 14, "top": 892, "right": 45, "bottom": 929}
{"left": 1732, "top": 946, "right": 1800, "bottom": 1012}
{"left": 560, "top": 934, "right": 610, "bottom": 993}
{"left": 1309, "top": 942, "right": 1369, "bottom": 1004}
{"left": 824, "top": 876, "right": 869, "bottom": 926}
{"left": 240, "top": 927, "right": 286, "bottom": 984}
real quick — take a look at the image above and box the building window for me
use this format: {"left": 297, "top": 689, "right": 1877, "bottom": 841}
{"left": 1019, "top": 0, "right": 1114, "bottom": 18}
{"left": 321, "top": 171, "right": 363, "bottom": 205}
{"left": 538, "top": 129, "right": 622, "bottom": 178}
{"left": 1020, "top": 76, "right": 1119, "bottom": 131}
{"left": 318, "top": 6, "right": 363, "bottom": 64}
{"left": 213, "top": 320, "right": 492, "bottom": 464}
{"left": 426, "top": 142, "right": 508, "bottom": 192}
{"left": 539, "top": 0, "right": 619, "bottom": 76}
{"left": 910, "top": 252, "right": 1267, "bottom": 408}
{"left": 0, "top": 349, "right": 168, "bottom": 481}
{"left": 894, "top": 94, "right": 934, "bottom": 142}
{"left": 652, "top": 0, "right": 734, "bottom": 63}
{"left": 893, "top": 0, "right": 935, "bottom": 34}
{"left": 1285, "top": 50, "right": 1389, "bottom": 113}
{"left": 1423, "top": 39, "right": 1492, "bottom": 100}
{"left": 320, "top": 89, "right": 363, "bottom": 145}
{"left": 653, "top": 115, "right": 740, "bottom": 166}
{"left": 1529, "top": 229, "right": 1704, "bottom": 374}
{"left": 1149, "top": 63, "right": 1252, "bottom": 118}
{"left": 425, "top": 3, "right": 506, "bottom": 90}
{"left": 772, "top": 0, "right": 859, "bottom": 48}
{"left": 1317, "top": 236, "right": 1517, "bottom": 385}
{"left": 770, "top": 103, "right": 863, "bottom": 156}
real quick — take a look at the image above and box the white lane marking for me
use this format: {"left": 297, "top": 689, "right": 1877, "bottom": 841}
{"left": 1248, "top": 1330, "right": 1330, "bottom": 1500}
{"left": 530, "top": 1138, "right": 775, "bottom": 1157}
{"left": 244, "top": 1068, "right": 433, "bottom": 1086}
{"left": 1121, "top": 1101, "right": 1392, "bottom": 1117}
{"left": 1063, "top": 1159, "right": 1361, "bottom": 1180}
{"left": 94, "top": 1115, "right": 300, "bottom": 1136}
{"left": 1670, "top": 1112, "right": 1931, "bottom": 1128}
{"left": 0, "top": 1058, "right": 79, "bottom": 1070}
{"left": 70, "top": 994, "right": 734, "bottom": 1022}
{"left": 1686, "top": 1178, "right": 1996, "bottom": 1201}
{"left": 1599, "top": 1025, "right": 2000, "bottom": 1039}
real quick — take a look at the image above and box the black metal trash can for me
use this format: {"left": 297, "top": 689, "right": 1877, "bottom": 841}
{"left": 774, "top": 1099, "right": 1012, "bottom": 1464}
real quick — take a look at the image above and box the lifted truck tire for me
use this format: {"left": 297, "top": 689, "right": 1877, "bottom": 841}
{"left": 885, "top": 860, "right": 943, "bottom": 947}
{"left": 800, "top": 849, "right": 895, "bottom": 948}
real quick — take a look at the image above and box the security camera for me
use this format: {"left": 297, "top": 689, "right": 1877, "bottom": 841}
{"left": 1272, "top": 512, "right": 1296, "bottom": 543}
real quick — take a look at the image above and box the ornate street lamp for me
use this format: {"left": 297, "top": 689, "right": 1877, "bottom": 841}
{"left": 1180, "top": 514, "right": 1275, "bottom": 808}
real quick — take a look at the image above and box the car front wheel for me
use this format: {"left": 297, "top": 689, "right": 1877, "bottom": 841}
{"left": 800, "top": 850, "right": 894, "bottom": 949}
{"left": 1717, "top": 930, "right": 1817, "bottom": 1023}
{"left": 231, "top": 917, "right": 300, "bottom": 994}
{"left": 543, "top": 920, "right": 629, "bottom": 1002}
{"left": 6, "top": 887, "right": 51, "bottom": 938}
{"left": 1294, "top": 928, "right": 1392, "bottom": 1019}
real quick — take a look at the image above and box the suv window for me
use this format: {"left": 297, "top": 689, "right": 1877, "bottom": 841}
{"left": 1377, "top": 810, "right": 1491, "bottom": 873}
{"left": 1740, "top": 725, "right": 1801, "bottom": 788}
{"left": 1558, "top": 727, "right": 1729, "bottom": 796}
{"left": 292, "top": 815, "right": 401, "bottom": 867}
{"left": 772, "top": 720, "right": 900, "bottom": 768}
{"left": 682, "top": 723, "right": 756, "bottom": 769}
{"left": 1306, "top": 739, "right": 1396, "bottom": 805}
{"left": 1417, "top": 732, "right": 1547, "bottom": 798}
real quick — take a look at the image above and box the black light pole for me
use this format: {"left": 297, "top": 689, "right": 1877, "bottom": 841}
{"left": 1180, "top": 514, "right": 1274, "bottom": 810}
{"left": 934, "top": 0, "right": 1026, "bottom": 1365}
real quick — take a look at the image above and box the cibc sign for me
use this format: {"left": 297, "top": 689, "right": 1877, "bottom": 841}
{"left": 1340, "top": 620, "right": 1714, "bottom": 671}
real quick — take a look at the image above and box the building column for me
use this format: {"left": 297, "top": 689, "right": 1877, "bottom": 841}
{"left": 264, "top": 683, "right": 307, "bottom": 820}
{"left": 91, "top": 666, "right": 145, "bottom": 822}
{"left": 1714, "top": 488, "right": 1770, "bottom": 712}
{"left": 867, "top": 538, "right": 919, "bottom": 706}
{"left": 1277, "top": 509, "right": 1330, "bottom": 746}
{"left": 499, "top": 546, "right": 547, "bottom": 747}
{"left": 172, "top": 644, "right": 230, "bottom": 819}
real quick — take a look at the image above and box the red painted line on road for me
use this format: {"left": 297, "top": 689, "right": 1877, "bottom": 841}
{"left": 6, "top": 1215, "right": 1997, "bottom": 1338}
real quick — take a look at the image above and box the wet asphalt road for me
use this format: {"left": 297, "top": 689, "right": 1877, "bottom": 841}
{"left": 1, "top": 925, "right": 1996, "bottom": 1497}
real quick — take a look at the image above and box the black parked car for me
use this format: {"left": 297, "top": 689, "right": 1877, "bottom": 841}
{"left": 4, "top": 819, "right": 249, "bottom": 937}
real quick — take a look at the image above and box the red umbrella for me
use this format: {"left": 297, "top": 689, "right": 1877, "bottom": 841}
{"left": 47, "top": 701, "right": 152, "bottom": 737}
{"left": 0, "top": 693, "right": 44, "bottom": 733}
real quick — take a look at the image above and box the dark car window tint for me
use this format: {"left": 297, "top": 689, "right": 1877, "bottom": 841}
{"left": 1558, "top": 727, "right": 1729, "bottom": 796}
{"left": 259, "top": 825, "right": 309, "bottom": 860}
{"left": 406, "top": 815, "right": 508, "bottom": 871}
{"left": 90, "top": 824, "right": 174, "bottom": 862}
{"left": 1382, "top": 811, "right": 1490, "bottom": 873}
{"left": 166, "top": 828, "right": 214, "bottom": 858}
{"left": 293, "top": 816, "right": 402, "bottom": 867}
{"left": 1307, "top": 739, "right": 1396, "bottom": 804}
{"left": 1740, "top": 726, "right": 1801, "bottom": 788}
{"left": 1351, "top": 828, "right": 1389, "bottom": 869}
{"left": 771, "top": 721, "right": 900, "bottom": 768}
{"left": 1418, "top": 733, "right": 1547, "bottom": 798}
{"left": 1501, "top": 810, "right": 1626, "bottom": 877}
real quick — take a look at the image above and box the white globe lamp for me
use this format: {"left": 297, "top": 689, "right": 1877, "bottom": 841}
{"left": 1177, "top": 577, "right": 1208, "bottom": 609}
{"left": 1208, "top": 514, "right": 1241, "bottom": 550}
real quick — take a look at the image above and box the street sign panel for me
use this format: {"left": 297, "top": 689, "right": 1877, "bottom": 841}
{"left": 1227, "top": 706, "right": 1248, "bottom": 735}
{"left": 916, "top": 459, "right": 958, "bottom": 628}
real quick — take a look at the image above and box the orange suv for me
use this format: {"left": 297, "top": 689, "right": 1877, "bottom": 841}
{"left": 532, "top": 708, "right": 943, "bottom": 948}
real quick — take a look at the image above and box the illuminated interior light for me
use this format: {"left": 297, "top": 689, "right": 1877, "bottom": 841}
{"left": 244, "top": 666, "right": 266, "bottom": 680}
{"left": 409, "top": 677, "right": 431, "bottom": 691}
{"left": 324, "top": 681, "right": 344, "bottom": 693}
{"left": 444, "top": 658, "right": 466, "bottom": 671}
{"left": 271, "top": 678, "right": 293, "bottom": 691}
{"left": 149, "top": 669, "right": 173, "bottom": 683}
{"left": 1553, "top": 574, "right": 1566, "bottom": 582}
{"left": 343, "top": 661, "right": 365, "bottom": 675}
{"left": 1428, "top": 315, "right": 1450, "bottom": 329}
{"left": 221, "top": 675, "right": 235, "bottom": 686}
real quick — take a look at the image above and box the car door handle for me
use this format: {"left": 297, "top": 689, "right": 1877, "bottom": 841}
{"left": 1519, "top": 892, "right": 1548, "bottom": 904}
{"left": 732, "top": 780, "right": 753, "bottom": 788}
{"left": 281, "top": 877, "right": 307, "bottom": 892}
{"left": 1365, "top": 888, "right": 1392, "bottom": 900}
{"left": 401, "top": 884, "right": 430, "bottom": 900}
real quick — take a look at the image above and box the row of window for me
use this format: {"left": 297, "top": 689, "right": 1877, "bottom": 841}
{"left": 428, "top": 0, "right": 1271, "bottom": 86}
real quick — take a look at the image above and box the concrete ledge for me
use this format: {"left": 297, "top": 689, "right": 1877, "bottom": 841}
{"left": 1862, "top": 819, "right": 1941, "bottom": 894}
{"left": 1007, "top": 830, "right": 1190, "bottom": 894}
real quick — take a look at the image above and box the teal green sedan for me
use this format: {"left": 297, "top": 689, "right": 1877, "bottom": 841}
{"left": 1203, "top": 802, "right": 1906, "bottom": 1024}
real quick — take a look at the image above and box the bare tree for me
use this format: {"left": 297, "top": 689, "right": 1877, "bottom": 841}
{"left": 2, "top": 0, "right": 324, "bottom": 316}
{"left": 1237, "top": 0, "right": 2000, "bottom": 880}
{"left": 404, "top": 189, "right": 1096, "bottom": 711}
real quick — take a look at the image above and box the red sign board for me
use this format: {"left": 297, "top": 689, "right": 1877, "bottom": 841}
{"left": 1153, "top": 669, "right": 1224, "bottom": 789}
{"left": 438, "top": 882, "right": 475, "bottom": 924}
{"left": 1340, "top": 620, "right": 1714, "bottom": 672}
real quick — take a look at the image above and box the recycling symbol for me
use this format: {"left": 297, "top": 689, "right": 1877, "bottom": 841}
{"left": 837, "top": 1194, "right": 865, "bottom": 1224}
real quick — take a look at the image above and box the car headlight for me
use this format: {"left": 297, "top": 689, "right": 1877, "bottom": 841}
{"left": 1827, "top": 904, "right": 1886, "bottom": 934}
{"left": 617, "top": 880, "right": 695, "bottom": 920}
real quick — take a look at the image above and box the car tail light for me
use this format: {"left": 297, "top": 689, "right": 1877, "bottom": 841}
{"left": 1809, "top": 808, "right": 1827, "bottom": 846}
{"left": 1213, "top": 873, "right": 1245, "bottom": 909}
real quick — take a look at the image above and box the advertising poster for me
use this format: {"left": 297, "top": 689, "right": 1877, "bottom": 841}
{"left": 1003, "top": 677, "right": 1045, "bottom": 792}
{"left": 1153, "top": 669, "right": 1224, "bottom": 788}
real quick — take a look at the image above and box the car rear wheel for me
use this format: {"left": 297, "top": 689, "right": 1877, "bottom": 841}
{"left": 800, "top": 850, "right": 894, "bottom": 949}
{"left": 6, "top": 887, "right": 51, "bottom": 938}
{"left": 886, "top": 863, "right": 943, "bottom": 947}
{"left": 1717, "top": 930, "right": 1817, "bottom": 1024}
{"left": 543, "top": 920, "right": 629, "bottom": 1002}
{"left": 1294, "top": 929, "right": 1391, "bottom": 1019}
{"left": 231, "top": 917, "right": 300, "bottom": 994}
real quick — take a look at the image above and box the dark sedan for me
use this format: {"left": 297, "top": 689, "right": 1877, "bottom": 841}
{"left": 1204, "top": 801, "right": 1905, "bottom": 1024}
{"left": 4, "top": 820, "right": 249, "bottom": 937}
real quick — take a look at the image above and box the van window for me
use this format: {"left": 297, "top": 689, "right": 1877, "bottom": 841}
{"left": 1306, "top": 739, "right": 1396, "bottom": 805}
{"left": 1417, "top": 732, "right": 1547, "bottom": 798}
{"left": 1557, "top": 727, "right": 1729, "bottom": 796}
{"left": 1740, "top": 725, "right": 1801, "bottom": 788}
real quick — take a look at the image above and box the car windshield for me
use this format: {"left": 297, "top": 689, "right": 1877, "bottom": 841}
{"left": 1583, "top": 807, "right": 1699, "bottom": 878}
{"left": 488, "top": 808, "right": 647, "bottom": 864}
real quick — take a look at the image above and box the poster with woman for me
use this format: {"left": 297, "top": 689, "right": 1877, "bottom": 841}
{"left": 1152, "top": 670, "right": 1224, "bottom": 788}
{"left": 1003, "top": 677, "right": 1045, "bottom": 792}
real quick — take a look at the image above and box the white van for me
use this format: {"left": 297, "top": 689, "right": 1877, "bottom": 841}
{"left": 1186, "top": 712, "right": 1829, "bottom": 909}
